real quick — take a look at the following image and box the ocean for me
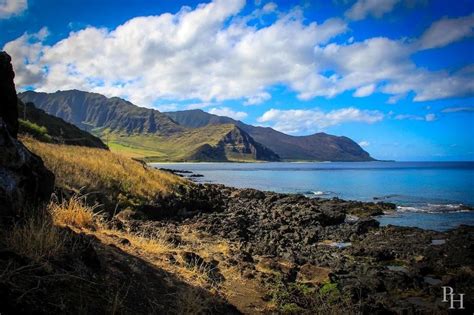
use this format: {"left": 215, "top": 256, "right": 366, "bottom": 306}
{"left": 150, "top": 161, "right": 474, "bottom": 231}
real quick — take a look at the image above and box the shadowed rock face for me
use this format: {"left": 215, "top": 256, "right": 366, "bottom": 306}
{"left": 0, "top": 51, "right": 54, "bottom": 220}
{"left": 0, "top": 52, "right": 18, "bottom": 138}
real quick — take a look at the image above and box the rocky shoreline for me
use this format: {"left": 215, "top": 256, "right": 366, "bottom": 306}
{"left": 113, "top": 182, "right": 473, "bottom": 313}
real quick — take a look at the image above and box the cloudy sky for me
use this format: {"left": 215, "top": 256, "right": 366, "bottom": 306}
{"left": 1, "top": 0, "right": 473, "bottom": 161}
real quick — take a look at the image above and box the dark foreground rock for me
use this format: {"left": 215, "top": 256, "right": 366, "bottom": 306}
{"left": 117, "top": 183, "right": 474, "bottom": 314}
{"left": 0, "top": 51, "right": 54, "bottom": 221}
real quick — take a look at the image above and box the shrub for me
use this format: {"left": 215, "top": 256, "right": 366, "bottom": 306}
{"left": 4, "top": 210, "right": 69, "bottom": 262}
{"left": 49, "top": 195, "right": 98, "bottom": 229}
{"left": 19, "top": 119, "right": 52, "bottom": 142}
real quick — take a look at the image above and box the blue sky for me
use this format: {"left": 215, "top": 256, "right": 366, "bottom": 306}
{"left": 1, "top": 0, "right": 473, "bottom": 161}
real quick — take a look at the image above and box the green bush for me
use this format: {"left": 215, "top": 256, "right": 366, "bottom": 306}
{"left": 19, "top": 119, "right": 53, "bottom": 142}
{"left": 269, "top": 277, "right": 353, "bottom": 314}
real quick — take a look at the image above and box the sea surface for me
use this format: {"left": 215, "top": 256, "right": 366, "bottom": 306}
{"left": 150, "top": 162, "right": 474, "bottom": 231}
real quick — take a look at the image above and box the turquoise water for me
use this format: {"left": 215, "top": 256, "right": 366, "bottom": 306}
{"left": 150, "top": 162, "right": 474, "bottom": 231}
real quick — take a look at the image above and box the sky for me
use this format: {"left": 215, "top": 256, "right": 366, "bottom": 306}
{"left": 1, "top": 0, "right": 473, "bottom": 161}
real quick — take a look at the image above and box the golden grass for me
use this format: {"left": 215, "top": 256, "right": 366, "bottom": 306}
{"left": 50, "top": 195, "right": 98, "bottom": 230}
{"left": 4, "top": 210, "right": 69, "bottom": 262}
{"left": 125, "top": 232, "right": 173, "bottom": 255}
{"left": 21, "top": 136, "right": 186, "bottom": 202}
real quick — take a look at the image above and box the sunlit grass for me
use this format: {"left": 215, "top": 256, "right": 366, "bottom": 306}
{"left": 22, "top": 135, "right": 186, "bottom": 202}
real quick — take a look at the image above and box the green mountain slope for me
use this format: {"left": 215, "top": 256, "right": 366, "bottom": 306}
{"left": 18, "top": 100, "right": 108, "bottom": 149}
{"left": 19, "top": 90, "right": 279, "bottom": 162}
{"left": 164, "top": 109, "right": 375, "bottom": 161}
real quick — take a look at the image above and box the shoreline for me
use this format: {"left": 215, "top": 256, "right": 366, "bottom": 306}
{"left": 115, "top": 181, "right": 474, "bottom": 312}
{"left": 152, "top": 165, "right": 474, "bottom": 232}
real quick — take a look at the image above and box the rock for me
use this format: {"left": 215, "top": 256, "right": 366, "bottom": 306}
{"left": 0, "top": 52, "right": 18, "bottom": 138}
{"left": 296, "top": 264, "right": 331, "bottom": 285}
{"left": 180, "top": 252, "right": 205, "bottom": 267}
{"left": 0, "top": 52, "right": 55, "bottom": 221}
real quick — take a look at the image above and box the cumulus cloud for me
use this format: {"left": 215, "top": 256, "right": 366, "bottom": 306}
{"left": 208, "top": 107, "right": 248, "bottom": 120}
{"left": 0, "top": 0, "right": 27, "bottom": 19}
{"left": 358, "top": 140, "right": 370, "bottom": 147}
{"left": 441, "top": 106, "right": 474, "bottom": 113}
{"left": 3, "top": 0, "right": 473, "bottom": 107}
{"left": 257, "top": 107, "right": 384, "bottom": 134}
{"left": 345, "top": 0, "right": 400, "bottom": 21}
{"left": 419, "top": 14, "right": 474, "bottom": 50}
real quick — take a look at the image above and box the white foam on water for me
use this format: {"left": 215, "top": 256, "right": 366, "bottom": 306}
{"left": 397, "top": 203, "right": 470, "bottom": 213}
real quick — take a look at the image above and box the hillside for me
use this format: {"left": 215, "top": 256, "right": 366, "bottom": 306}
{"left": 19, "top": 90, "right": 183, "bottom": 135}
{"left": 164, "top": 109, "right": 375, "bottom": 161}
{"left": 17, "top": 100, "right": 108, "bottom": 149}
{"left": 106, "top": 124, "right": 279, "bottom": 162}
{"left": 19, "top": 90, "right": 279, "bottom": 162}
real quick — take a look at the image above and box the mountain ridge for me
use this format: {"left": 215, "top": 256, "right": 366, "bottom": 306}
{"left": 18, "top": 90, "right": 280, "bottom": 162}
{"left": 19, "top": 90, "right": 374, "bottom": 162}
{"left": 165, "top": 109, "right": 375, "bottom": 161}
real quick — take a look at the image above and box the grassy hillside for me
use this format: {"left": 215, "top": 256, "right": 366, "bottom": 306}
{"left": 18, "top": 100, "right": 108, "bottom": 149}
{"left": 99, "top": 123, "right": 279, "bottom": 162}
{"left": 22, "top": 136, "right": 185, "bottom": 209}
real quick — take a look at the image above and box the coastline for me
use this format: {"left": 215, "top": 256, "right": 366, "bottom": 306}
{"left": 115, "top": 181, "right": 474, "bottom": 312}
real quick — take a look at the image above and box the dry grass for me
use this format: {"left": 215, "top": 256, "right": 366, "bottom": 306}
{"left": 22, "top": 135, "right": 186, "bottom": 202}
{"left": 4, "top": 210, "right": 69, "bottom": 262}
{"left": 125, "top": 232, "right": 173, "bottom": 256}
{"left": 49, "top": 195, "right": 98, "bottom": 230}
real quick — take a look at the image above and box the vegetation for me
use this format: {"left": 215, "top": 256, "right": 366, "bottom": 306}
{"left": 50, "top": 195, "right": 98, "bottom": 229}
{"left": 100, "top": 123, "right": 246, "bottom": 162}
{"left": 18, "top": 100, "right": 108, "bottom": 149}
{"left": 4, "top": 209, "right": 69, "bottom": 263}
{"left": 269, "top": 278, "right": 354, "bottom": 314}
{"left": 22, "top": 136, "right": 185, "bottom": 206}
{"left": 19, "top": 119, "right": 53, "bottom": 142}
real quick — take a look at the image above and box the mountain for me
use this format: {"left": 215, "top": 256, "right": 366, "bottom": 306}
{"left": 19, "top": 90, "right": 279, "bottom": 162}
{"left": 19, "top": 90, "right": 183, "bottom": 135}
{"left": 164, "top": 109, "right": 375, "bottom": 161}
{"left": 18, "top": 100, "right": 108, "bottom": 149}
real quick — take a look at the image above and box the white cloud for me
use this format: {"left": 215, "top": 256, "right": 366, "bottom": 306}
{"left": 345, "top": 0, "right": 400, "bottom": 21}
{"left": 244, "top": 92, "right": 271, "bottom": 105}
{"left": 185, "top": 102, "right": 216, "bottom": 110}
{"left": 358, "top": 140, "right": 370, "bottom": 147}
{"left": 262, "top": 2, "right": 277, "bottom": 12}
{"left": 441, "top": 106, "right": 474, "bottom": 113}
{"left": 419, "top": 14, "right": 474, "bottom": 50}
{"left": 0, "top": 0, "right": 27, "bottom": 19}
{"left": 425, "top": 113, "right": 436, "bottom": 121}
{"left": 257, "top": 107, "right": 384, "bottom": 134}
{"left": 3, "top": 0, "right": 473, "bottom": 108}
{"left": 154, "top": 103, "right": 179, "bottom": 112}
{"left": 208, "top": 107, "right": 248, "bottom": 120}
{"left": 394, "top": 113, "right": 436, "bottom": 121}
{"left": 353, "top": 84, "right": 376, "bottom": 97}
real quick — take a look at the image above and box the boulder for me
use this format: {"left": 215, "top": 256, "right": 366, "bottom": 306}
{"left": 0, "top": 51, "right": 55, "bottom": 220}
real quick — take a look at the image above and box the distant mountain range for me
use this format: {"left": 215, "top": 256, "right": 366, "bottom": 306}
{"left": 165, "top": 109, "right": 374, "bottom": 161}
{"left": 19, "top": 90, "right": 375, "bottom": 162}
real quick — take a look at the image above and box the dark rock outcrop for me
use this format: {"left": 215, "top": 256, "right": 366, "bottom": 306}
{"left": 0, "top": 51, "right": 54, "bottom": 220}
{"left": 0, "top": 52, "right": 18, "bottom": 138}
